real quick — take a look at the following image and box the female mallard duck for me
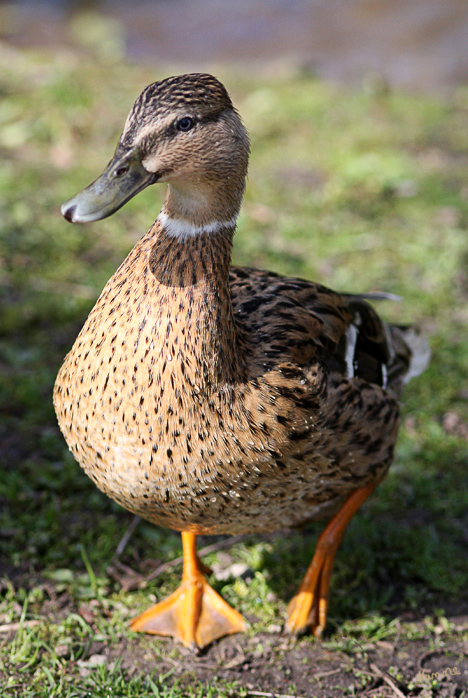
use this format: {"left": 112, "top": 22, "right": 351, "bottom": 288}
{"left": 54, "top": 73, "right": 429, "bottom": 649}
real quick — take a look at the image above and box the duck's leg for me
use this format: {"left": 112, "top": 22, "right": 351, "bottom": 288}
{"left": 286, "top": 482, "right": 377, "bottom": 638}
{"left": 130, "top": 532, "right": 246, "bottom": 649}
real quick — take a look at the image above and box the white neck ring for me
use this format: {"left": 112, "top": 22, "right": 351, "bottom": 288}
{"left": 157, "top": 211, "right": 238, "bottom": 240}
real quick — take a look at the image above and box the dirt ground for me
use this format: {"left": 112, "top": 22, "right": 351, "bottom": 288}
{"left": 101, "top": 623, "right": 468, "bottom": 697}
{"left": 5, "top": 563, "right": 466, "bottom": 698}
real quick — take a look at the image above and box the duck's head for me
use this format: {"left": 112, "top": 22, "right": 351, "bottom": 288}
{"left": 61, "top": 73, "right": 250, "bottom": 227}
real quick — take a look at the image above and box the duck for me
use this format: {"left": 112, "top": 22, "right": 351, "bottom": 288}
{"left": 54, "top": 73, "right": 429, "bottom": 650}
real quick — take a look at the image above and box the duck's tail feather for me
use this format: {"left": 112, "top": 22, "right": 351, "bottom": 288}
{"left": 391, "top": 326, "right": 431, "bottom": 384}
{"left": 340, "top": 295, "right": 430, "bottom": 398}
{"left": 349, "top": 291, "right": 403, "bottom": 303}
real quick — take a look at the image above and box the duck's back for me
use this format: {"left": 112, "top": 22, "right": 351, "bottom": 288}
{"left": 230, "top": 265, "right": 419, "bottom": 395}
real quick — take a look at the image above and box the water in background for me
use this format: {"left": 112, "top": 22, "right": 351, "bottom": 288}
{"left": 1, "top": 0, "right": 468, "bottom": 93}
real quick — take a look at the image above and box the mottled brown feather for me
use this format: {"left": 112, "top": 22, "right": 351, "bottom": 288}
{"left": 55, "top": 222, "right": 407, "bottom": 535}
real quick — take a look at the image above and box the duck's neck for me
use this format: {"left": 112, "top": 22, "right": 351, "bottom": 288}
{"left": 163, "top": 178, "right": 245, "bottom": 229}
{"left": 148, "top": 205, "right": 243, "bottom": 391}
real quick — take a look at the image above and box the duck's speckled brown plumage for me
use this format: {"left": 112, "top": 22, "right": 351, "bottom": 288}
{"left": 55, "top": 214, "right": 408, "bottom": 535}
{"left": 54, "top": 73, "right": 429, "bottom": 644}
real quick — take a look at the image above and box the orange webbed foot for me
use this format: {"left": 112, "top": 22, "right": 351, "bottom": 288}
{"left": 286, "top": 482, "right": 378, "bottom": 637}
{"left": 130, "top": 532, "right": 246, "bottom": 649}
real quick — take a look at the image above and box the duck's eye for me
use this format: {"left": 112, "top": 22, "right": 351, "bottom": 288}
{"left": 114, "top": 166, "right": 128, "bottom": 177}
{"left": 176, "top": 116, "right": 194, "bottom": 132}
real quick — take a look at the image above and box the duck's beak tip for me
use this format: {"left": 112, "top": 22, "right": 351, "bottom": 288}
{"left": 61, "top": 202, "right": 77, "bottom": 223}
{"left": 60, "top": 150, "right": 158, "bottom": 224}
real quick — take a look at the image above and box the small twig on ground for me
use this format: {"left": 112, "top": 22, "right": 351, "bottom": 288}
{"left": 144, "top": 534, "right": 246, "bottom": 582}
{"left": 0, "top": 620, "right": 41, "bottom": 633}
{"left": 342, "top": 636, "right": 407, "bottom": 698}
{"left": 112, "top": 515, "right": 141, "bottom": 561}
{"left": 369, "top": 662, "right": 406, "bottom": 698}
{"left": 161, "top": 656, "right": 182, "bottom": 667}
{"left": 312, "top": 667, "right": 341, "bottom": 680}
{"left": 198, "top": 534, "right": 247, "bottom": 558}
{"left": 247, "top": 692, "right": 304, "bottom": 698}
{"left": 389, "top": 618, "right": 402, "bottom": 654}
{"left": 417, "top": 648, "right": 445, "bottom": 672}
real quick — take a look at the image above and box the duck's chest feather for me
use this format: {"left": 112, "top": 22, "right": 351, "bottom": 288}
{"left": 54, "top": 226, "right": 399, "bottom": 534}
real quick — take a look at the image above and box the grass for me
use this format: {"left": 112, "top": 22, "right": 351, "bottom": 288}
{"left": 0, "top": 35, "right": 468, "bottom": 698}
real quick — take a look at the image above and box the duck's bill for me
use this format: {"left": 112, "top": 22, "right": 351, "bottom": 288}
{"left": 61, "top": 150, "right": 158, "bottom": 224}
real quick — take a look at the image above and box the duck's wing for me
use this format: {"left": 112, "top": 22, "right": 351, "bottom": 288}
{"left": 229, "top": 267, "right": 429, "bottom": 396}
